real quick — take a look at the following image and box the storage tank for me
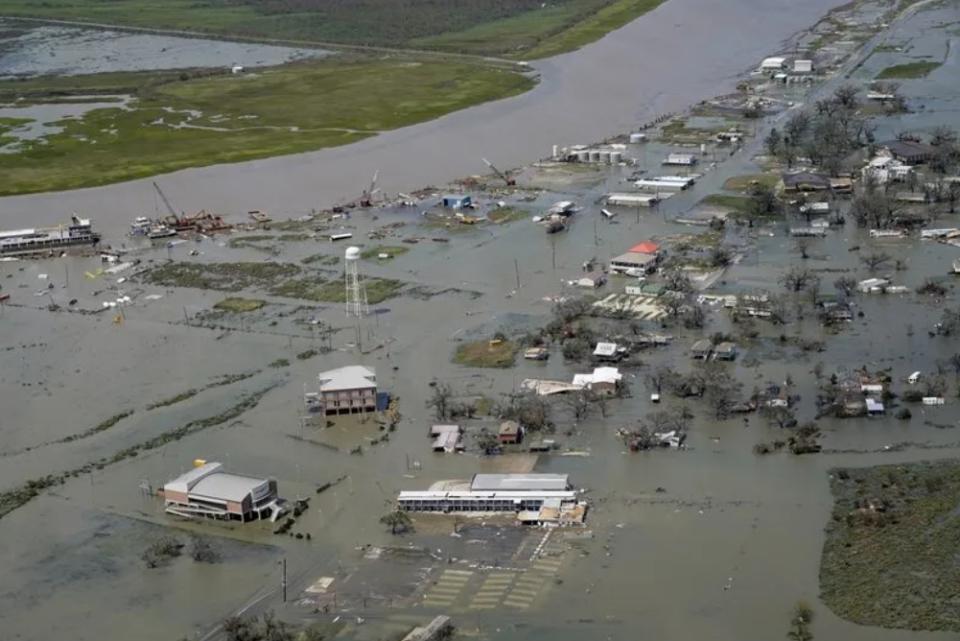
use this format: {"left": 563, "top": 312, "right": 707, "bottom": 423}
{"left": 598, "top": 150, "right": 611, "bottom": 163}
{"left": 552, "top": 145, "right": 559, "bottom": 159}
{"left": 629, "top": 133, "right": 647, "bottom": 144}
{"left": 589, "top": 150, "right": 601, "bottom": 162}
{"left": 609, "top": 151, "right": 623, "bottom": 164}
{"left": 577, "top": 150, "right": 590, "bottom": 163}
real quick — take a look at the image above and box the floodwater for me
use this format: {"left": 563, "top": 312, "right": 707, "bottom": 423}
{"left": 3, "top": 2, "right": 960, "bottom": 641}
{"left": 0, "top": 19, "right": 330, "bottom": 78}
{"left": 0, "top": 0, "right": 847, "bottom": 229}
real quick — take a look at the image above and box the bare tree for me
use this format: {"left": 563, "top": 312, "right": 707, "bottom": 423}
{"left": 683, "top": 303, "right": 706, "bottom": 329}
{"left": 663, "top": 269, "right": 693, "bottom": 293}
{"left": 767, "top": 294, "right": 790, "bottom": 325}
{"left": 646, "top": 367, "right": 671, "bottom": 394}
{"left": 850, "top": 178, "right": 903, "bottom": 229}
{"left": 748, "top": 183, "right": 780, "bottom": 218}
{"left": 780, "top": 267, "right": 819, "bottom": 293}
{"left": 833, "top": 276, "right": 857, "bottom": 298}
{"left": 427, "top": 382, "right": 453, "bottom": 420}
{"left": 702, "top": 363, "right": 743, "bottom": 419}
{"left": 765, "top": 127, "right": 781, "bottom": 156}
{"left": 860, "top": 251, "right": 892, "bottom": 273}
{"left": 564, "top": 388, "right": 594, "bottom": 422}
{"left": 794, "top": 237, "right": 813, "bottom": 260}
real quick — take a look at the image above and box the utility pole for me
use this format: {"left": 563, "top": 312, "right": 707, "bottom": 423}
{"left": 281, "top": 557, "right": 287, "bottom": 603}
{"left": 514, "top": 259, "right": 520, "bottom": 290}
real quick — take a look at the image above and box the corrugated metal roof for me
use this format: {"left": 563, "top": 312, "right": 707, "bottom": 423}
{"left": 470, "top": 473, "right": 569, "bottom": 492}
{"left": 317, "top": 365, "right": 376, "bottom": 392}
{"left": 191, "top": 473, "right": 268, "bottom": 502}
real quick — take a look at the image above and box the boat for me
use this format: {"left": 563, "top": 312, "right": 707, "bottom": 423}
{"left": 148, "top": 224, "right": 177, "bottom": 239}
{"left": 0, "top": 215, "right": 100, "bottom": 256}
{"left": 130, "top": 216, "right": 152, "bottom": 236}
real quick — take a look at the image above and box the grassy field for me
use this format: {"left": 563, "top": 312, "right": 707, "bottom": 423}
{"left": 722, "top": 174, "right": 779, "bottom": 192}
{"left": 213, "top": 297, "right": 266, "bottom": 313}
{"left": 876, "top": 60, "right": 942, "bottom": 79}
{"left": 453, "top": 339, "right": 517, "bottom": 368}
{"left": 0, "top": 58, "right": 533, "bottom": 195}
{"left": 0, "top": 0, "right": 664, "bottom": 57}
{"left": 699, "top": 194, "right": 753, "bottom": 215}
{"left": 361, "top": 245, "right": 409, "bottom": 260}
{"left": 821, "top": 461, "right": 960, "bottom": 632}
{"left": 518, "top": 0, "right": 665, "bottom": 59}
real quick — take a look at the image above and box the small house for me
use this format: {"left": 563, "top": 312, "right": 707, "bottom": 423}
{"left": 593, "top": 342, "right": 626, "bottom": 362}
{"left": 714, "top": 342, "right": 737, "bottom": 361}
{"left": 528, "top": 438, "right": 556, "bottom": 453}
{"left": 866, "top": 398, "right": 885, "bottom": 416}
{"left": 882, "top": 140, "right": 935, "bottom": 165}
{"left": 663, "top": 153, "right": 697, "bottom": 166}
{"left": 690, "top": 339, "right": 713, "bottom": 360}
{"left": 829, "top": 177, "right": 853, "bottom": 193}
{"left": 572, "top": 367, "right": 622, "bottom": 396}
{"left": 442, "top": 194, "right": 472, "bottom": 210}
{"left": 863, "top": 154, "right": 913, "bottom": 184}
{"left": 430, "top": 425, "right": 464, "bottom": 453}
{"left": 793, "top": 59, "right": 813, "bottom": 73}
{"left": 760, "top": 56, "right": 787, "bottom": 71}
{"left": 548, "top": 201, "right": 577, "bottom": 216}
{"left": 523, "top": 347, "right": 550, "bottom": 361}
{"left": 498, "top": 421, "right": 522, "bottom": 445}
{"left": 840, "top": 394, "right": 866, "bottom": 417}
{"left": 782, "top": 172, "right": 831, "bottom": 192}
{"left": 576, "top": 272, "right": 607, "bottom": 289}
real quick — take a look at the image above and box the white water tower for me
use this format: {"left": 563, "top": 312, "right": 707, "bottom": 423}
{"left": 344, "top": 246, "right": 368, "bottom": 317}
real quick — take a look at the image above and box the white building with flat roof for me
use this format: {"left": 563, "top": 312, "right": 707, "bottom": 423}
{"left": 397, "top": 473, "right": 581, "bottom": 518}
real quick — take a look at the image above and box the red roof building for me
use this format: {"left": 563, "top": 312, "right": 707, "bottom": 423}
{"left": 629, "top": 241, "right": 660, "bottom": 255}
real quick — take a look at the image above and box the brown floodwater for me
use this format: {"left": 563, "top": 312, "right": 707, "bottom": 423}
{"left": 3, "top": 1, "right": 960, "bottom": 641}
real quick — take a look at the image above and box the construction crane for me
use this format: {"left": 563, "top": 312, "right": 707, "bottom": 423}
{"left": 482, "top": 158, "right": 516, "bottom": 187}
{"left": 152, "top": 181, "right": 179, "bottom": 218}
{"left": 358, "top": 170, "right": 380, "bottom": 207}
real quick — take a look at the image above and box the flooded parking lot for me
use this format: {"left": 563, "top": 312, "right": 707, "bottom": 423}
{"left": 3, "top": 0, "right": 960, "bottom": 640}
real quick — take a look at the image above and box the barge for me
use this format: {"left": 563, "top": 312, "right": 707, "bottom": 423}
{"left": 0, "top": 215, "right": 100, "bottom": 256}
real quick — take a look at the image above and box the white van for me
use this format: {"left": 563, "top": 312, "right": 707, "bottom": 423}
{"left": 908, "top": 371, "right": 922, "bottom": 385}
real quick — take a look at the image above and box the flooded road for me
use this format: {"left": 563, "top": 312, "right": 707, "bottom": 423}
{"left": 0, "top": 0, "right": 845, "bottom": 228}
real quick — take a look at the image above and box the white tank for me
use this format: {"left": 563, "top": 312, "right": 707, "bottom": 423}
{"left": 552, "top": 145, "right": 559, "bottom": 159}
{"left": 577, "top": 150, "right": 590, "bottom": 162}
{"left": 589, "top": 150, "right": 601, "bottom": 162}
{"left": 629, "top": 133, "right": 646, "bottom": 144}
{"left": 345, "top": 246, "right": 361, "bottom": 261}
{"left": 609, "top": 151, "right": 623, "bottom": 164}
{"left": 598, "top": 150, "right": 611, "bottom": 163}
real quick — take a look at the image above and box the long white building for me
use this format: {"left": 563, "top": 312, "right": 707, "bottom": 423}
{"left": 397, "top": 473, "right": 576, "bottom": 513}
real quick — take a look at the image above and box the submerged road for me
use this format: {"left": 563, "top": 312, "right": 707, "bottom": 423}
{"left": 0, "top": 0, "right": 846, "bottom": 228}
